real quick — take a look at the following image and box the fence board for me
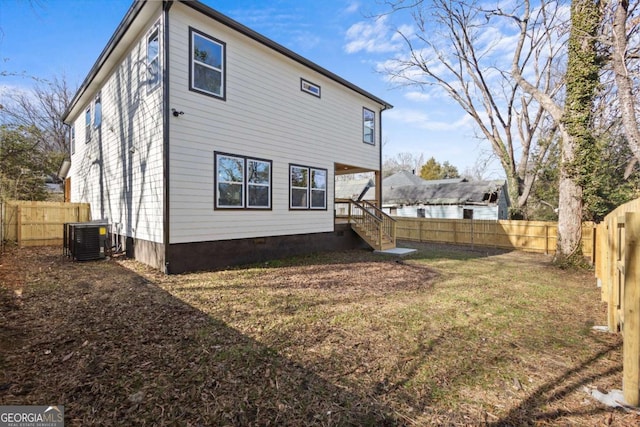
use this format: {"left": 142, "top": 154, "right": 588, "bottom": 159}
{"left": 395, "top": 217, "right": 593, "bottom": 260}
{"left": 2, "top": 200, "right": 91, "bottom": 247}
{"left": 624, "top": 212, "right": 640, "bottom": 406}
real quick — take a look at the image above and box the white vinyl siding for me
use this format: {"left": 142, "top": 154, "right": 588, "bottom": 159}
{"left": 167, "top": 3, "right": 383, "bottom": 244}
{"left": 67, "top": 12, "right": 165, "bottom": 246}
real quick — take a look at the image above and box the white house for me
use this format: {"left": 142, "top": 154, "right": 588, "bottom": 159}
{"left": 381, "top": 171, "right": 510, "bottom": 220}
{"left": 62, "top": 0, "right": 392, "bottom": 273}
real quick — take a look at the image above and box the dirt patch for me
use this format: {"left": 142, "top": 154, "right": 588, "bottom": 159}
{"left": 0, "top": 244, "right": 637, "bottom": 426}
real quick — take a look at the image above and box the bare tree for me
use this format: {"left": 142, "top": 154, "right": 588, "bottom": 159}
{"left": 0, "top": 75, "right": 74, "bottom": 155}
{"left": 379, "top": 0, "right": 564, "bottom": 218}
{"left": 382, "top": 151, "right": 425, "bottom": 176}
{"left": 603, "top": 0, "right": 640, "bottom": 173}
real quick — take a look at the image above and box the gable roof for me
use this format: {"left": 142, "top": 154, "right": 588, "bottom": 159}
{"left": 384, "top": 180, "right": 508, "bottom": 206}
{"left": 63, "top": 0, "right": 392, "bottom": 122}
{"left": 382, "top": 171, "right": 429, "bottom": 187}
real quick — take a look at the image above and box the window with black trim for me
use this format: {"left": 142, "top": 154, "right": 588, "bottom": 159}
{"left": 94, "top": 95, "right": 102, "bottom": 129}
{"left": 70, "top": 126, "right": 75, "bottom": 155}
{"left": 215, "top": 152, "right": 271, "bottom": 209}
{"left": 147, "top": 26, "right": 160, "bottom": 89}
{"left": 85, "top": 107, "right": 91, "bottom": 143}
{"left": 363, "top": 107, "right": 375, "bottom": 144}
{"left": 301, "top": 78, "right": 320, "bottom": 98}
{"left": 190, "top": 28, "right": 226, "bottom": 99}
{"left": 289, "top": 164, "right": 327, "bottom": 210}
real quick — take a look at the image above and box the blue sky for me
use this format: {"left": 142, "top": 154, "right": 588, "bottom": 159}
{"left": 0, "top": 0, "right": 500, "bottom": 176}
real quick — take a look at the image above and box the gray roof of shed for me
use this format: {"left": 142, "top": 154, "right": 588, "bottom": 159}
{"left": 384, "top": 180, "right": 508, "bottom": 206}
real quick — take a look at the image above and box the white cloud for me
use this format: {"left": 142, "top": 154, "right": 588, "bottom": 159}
{"left": 343, "top": 1, "right": 360, "bottom": 14}
{"left": 344, "top": 16, "right": 406, "bottom": 54}
{"left": 405, "top": 91, "right": 432, "bottom": 102}
{"left": 385, "top": 107, "right": 474, "bottom": 131}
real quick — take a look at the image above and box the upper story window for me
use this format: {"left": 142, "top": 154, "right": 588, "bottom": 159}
{"left": 94, "top": 95, "right": 102, "bottom": 129}
{"left": 190, "top": 28, "right": 226, "bottom": 100}
{"left": 215, "top": 152, "right": 271, "bottom": 209}
{"left": 147, "top": 26, "right": 160, "bottom": 89}
{"left": 301, "top": 78, "right": 321, "bottom": 98}
{"left": 363, "top": 107, "right": 375, "bottom": 145}
{"left": 85, "top": 107, "right": 91, "bottom": 143}
{"left": 70, "top": 126, "right": 75, "bottom": 155}
{"left": 290, "top": 165, "right": 327, "bottom": 210}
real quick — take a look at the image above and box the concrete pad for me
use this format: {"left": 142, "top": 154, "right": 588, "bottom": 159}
{"left": 373, "top": 247, "right": 417, "bottom": 256}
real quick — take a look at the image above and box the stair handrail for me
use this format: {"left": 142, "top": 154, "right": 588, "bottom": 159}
{"left": 335, "top": 198, "right": 396, "bottom": 249}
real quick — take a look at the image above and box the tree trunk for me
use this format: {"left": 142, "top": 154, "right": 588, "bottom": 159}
{"left": 612, "top": 0, "right": 640, "bottom": 166}
{"left": 554, "top": 0, "right": 601, "bottom": 261}
{"left": 556, "top": 158, "right": 584, "bottom": 260}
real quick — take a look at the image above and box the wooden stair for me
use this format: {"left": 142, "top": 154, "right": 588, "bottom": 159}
{"left": 336, "top": 199, "right": 396, "bottom": 251}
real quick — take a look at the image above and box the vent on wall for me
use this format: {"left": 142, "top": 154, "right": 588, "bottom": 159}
{"left": 64, "top": 222, "right": 109, "bottom": 261}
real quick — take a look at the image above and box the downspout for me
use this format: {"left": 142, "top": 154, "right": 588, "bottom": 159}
{"left": 162, "top": 0, "right": 173, "bottom": 273}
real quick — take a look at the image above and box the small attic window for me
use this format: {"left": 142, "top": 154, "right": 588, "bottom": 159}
{"left": 301, "top": 78, "right": 320, "bottom": 97}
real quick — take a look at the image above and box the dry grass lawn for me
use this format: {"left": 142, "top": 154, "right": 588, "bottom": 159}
{"left": 0, "top": 243, "right": 637, "bottom": 426}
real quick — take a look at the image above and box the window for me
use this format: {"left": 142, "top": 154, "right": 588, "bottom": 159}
{"left": 363, "top": 107, "right": 375, "bottom": 144}
{"left": 94, "top": 95, "right": 102, "bottom": 129}
{"left": 311, "top": 168, "right": 327, "bottom": 209}
{"left": 247, "top": 159, "right": 271, "bottom": 208}
{"left": 215, "top": 152, "right": 271, "bottom": 209}
{"left": 190, "top": 28, "right": 225, "bottom": 99}
{"left": 301, "top": 78, "right": 321, "bottom": 98}
{"left": 85, "top": 107, "right": 91, "bottom": 143}
{"left": 147, "top": 27, "right": 160, "bottom": 89}
{"left": 289, "top": 165, "right": 327, "bottom": 210}
{"left": 70, "top": 126, "right": 75, "bottom": 155}
{"left": 290, "top": 166, "right": 308, "bottom": 209}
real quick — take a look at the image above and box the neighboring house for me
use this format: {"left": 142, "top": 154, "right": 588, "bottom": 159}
{"left": 381, "top": 171, "right": 510, "bottom": 220}
{"left": 62, "top": 0, "right": 392, "bottom": 273}
{"left": 335, "top": 178, "right": 374, "bottom": 201}
{"left": 334, "top": 177, "right": 374, "bottom": 217}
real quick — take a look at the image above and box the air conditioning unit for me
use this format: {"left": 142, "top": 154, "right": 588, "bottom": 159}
{"left": 64, "top": 222, "right": 109, "bottom": 261}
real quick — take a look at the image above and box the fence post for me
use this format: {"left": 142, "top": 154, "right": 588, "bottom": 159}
{"left": 17, "top": 205, "right": 22, "bottom": 248}
{"left": 623, "top": 212, "right": 640, "bottom": 406}
{"left": 544, "top": 225, "right": 549, "bottom": 255}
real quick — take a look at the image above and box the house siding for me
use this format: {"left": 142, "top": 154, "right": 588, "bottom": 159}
{"left": 67, "top": 9, "right": 165, "bottom": 254}
{"left": 386, "top": 205, "right": 501, "bottom": 220}
{"left": 166, "top": 3, "right": 383, "bottom": 244}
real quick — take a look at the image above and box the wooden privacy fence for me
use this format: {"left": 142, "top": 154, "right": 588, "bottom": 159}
{"left": 594, "top": 197, "right": 640, "bottom": 406}
{"left": 394, "top": 217, "right": 595, "bottom": 261}
{"left": 2, "top": 200, "right": 91, "bottom": 247}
